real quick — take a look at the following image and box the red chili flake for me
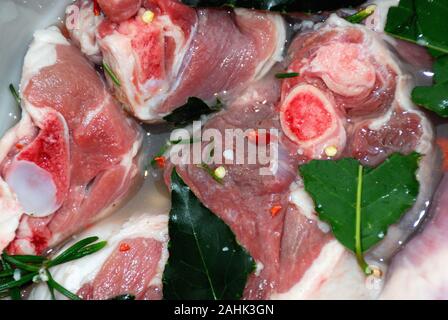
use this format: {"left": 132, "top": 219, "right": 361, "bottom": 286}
{"left": 154, "top": 156, "right": 166, "bottom": 168}
{"left": 93, "top": 0, "right": 101, "bottom": 16}
{"left": 270, "top": 205, "right": 282, "bottom": 217}
{"left": 15, "top": 143, "right": 24, "bottom": 150}
{"left": 247, "top": 130, "right": 271, "bottom": 145}
{"left": 119, "top": 243, "right": 131, "bottom": 252}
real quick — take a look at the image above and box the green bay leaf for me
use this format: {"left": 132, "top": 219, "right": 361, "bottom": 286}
{"left": 384, "top": 1, "right": 448, "bottom": 118}
{"left": 385, "top": 0, "right": 448, "bottom": 54}
{"left": 299, "top": 153, "right": 420, "bottom": 253}
{"left": 163, "top": 170, "right": 255, "bottom": 300}
{"left": 163, "top": 97, "right": 222, "bottom": 127}
{"left": 412, "top": 55, "right": 448, "bottom": 117}
{"left": 414, "top": 0, "right": 448, "bottom": 52}
{"left": 412, "top": 83, "right": 448, "bottom": 117}
{"left": 433, "top": 55, "right": 448, "bottom": 84}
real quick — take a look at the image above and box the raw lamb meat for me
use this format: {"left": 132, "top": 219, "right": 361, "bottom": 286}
{"left": 167, "top": 15, "right": 439, "bottom": 299}
{"left": 278, "top": 14, "right": 440, "bottom": 264}
{"left": 29, "top": 209, "right": 169, "bottom": 300}
{"left": 66, "top": 0, "right": 286, "bottom": 122}
{"left": 0, "top": 27, "right": 143, "bottom": 255}
{"left": 168, "top": 71, "right": 376, "bottom": 299}
{"left": 97, "top": 0, "right": 142, "bottom": 22}
{"left": 379, "top": 174, "right": 448, "bottom": 299}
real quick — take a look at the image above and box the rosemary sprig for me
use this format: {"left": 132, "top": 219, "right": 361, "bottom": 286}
{"left": 46, "top": 271, "right": 82, "bottom": 300}
{"left": 7, "top": 255, "right": 46, "bottom": 264}
{"left": 1, "top": 258, "right": 21, "bottom": 300}
{"left": 0, "top": 270, "right": 14, "bottom": 278}
{"left": 0, "top": 237, "right": 107, "bottom": 300}
{"left": 9, "top": 84, "right": 21, "bottom": 105}
{"left": 102, "top": 62, "right": 121, "bottom": 87}
{"left": 0, "top": 273, "right": 35, "bottom": 292}
{"left": 48, "top": 236, "right": 105, "bottom": 267}
{"left": 275, "top": 72, "right": 299, "bottom": 79}
{"left": 2, "top": 254, "right": 40, "bottom": 272}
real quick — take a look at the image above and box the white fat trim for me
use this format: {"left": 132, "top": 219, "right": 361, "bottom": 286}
{"left": 289, "top": 185, "right": 317, "bottom": 221}
{"left": 237, "top": 10, "right": 286, "bottom": 81}
{"left": 100, "top": 32, "right": 137, "bottom": 111}
{"left": 157, "top": 15, "right": 192, "bottom": 80}
{"left": 368, "top": 108, "right": 393, "bottom": 130}
{"left": 21, "top": 27, "right": 69, "bottom": 88}
{"left": 82, "top": 90, "right": 110, "bottom": 127}
{"left": 0, "top": 111, "right": 34, "bottom": 162}
{"left": 100, "top": 32, "right": 164, "bottom": 121}
{"left": 119, "top": 129, "right": 143, "bottom": 174}
{"left": 255, "top": 261, "right": 264, "bottom": 277}
{"left": 67, "top": 1, "right": 103, "bottom": 60}
{"left": 271, "top": 240, "right": 380, "bottom": 299}
{"left": 364, "top": 0, "right": 399, "bottom": 32}
{"left": 380, "top": 236, "right": 448, "bottom": 299}
{"left": 271, "top": 240, "right": 345, "bottom": 299}
{"left": 148, "top": 236, "right": 169, "bottom": 288}
{"left": 289, "top": 183, "right": 331, "bottom": 233}
{"left": 20, "top": 100, "right": 51, "bottom": 128}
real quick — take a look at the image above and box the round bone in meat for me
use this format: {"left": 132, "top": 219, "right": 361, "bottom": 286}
{"left": 310, "top": 42, "right": 376, "bottom": 97}
{"left": 280, "top": 84, "right": 346, "bottom": 158}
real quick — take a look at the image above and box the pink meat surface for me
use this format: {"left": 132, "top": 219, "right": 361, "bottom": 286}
{"left": 278, "top": 15, "right": 439, "bottom": 284}
{"left": 165, "top": 15, "right": 438, "bottom": 299}
{"left": 28, "top": 212, "right": 169, "bottom": 300}
{"left": 97, "top": 0, "right": 142, "bottom": 22}
{"left": 166, "top": 74, "right": 332, "bottom": 299}
{"left": 380, "top": 175, "right": 448, "bottom": 299}
{"left": 279, "top": 15, "right": 435, "bottom": 167}
{"left": 78, "top": 238, "right": 163, "bottom": 299}
{"left": 0, "top": 27, "right": 143, "bottom": 255}
{"left": 68, "top": 0, "right": 285, "bottom": 122}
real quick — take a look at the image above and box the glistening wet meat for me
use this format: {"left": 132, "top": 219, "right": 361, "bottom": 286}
{"left": 0, "top": 27, "right": 143, "bottom": 255}
{"left": 166, "top": 14, "right": 439, "bottom": 299}
{"left": 380, "top": 174, "right": 448, "bottom": 299}
{"left": 97, "top": 0, "right": 142, "bottom": 22}
{"left": 67, "top": 0, "right": 286, "bottom": 122}
{"left": 167, "top": 75, "right": 332, "bottom": 299}
{"left": 29, "top": 212, "right": 169, "bottom": 300}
